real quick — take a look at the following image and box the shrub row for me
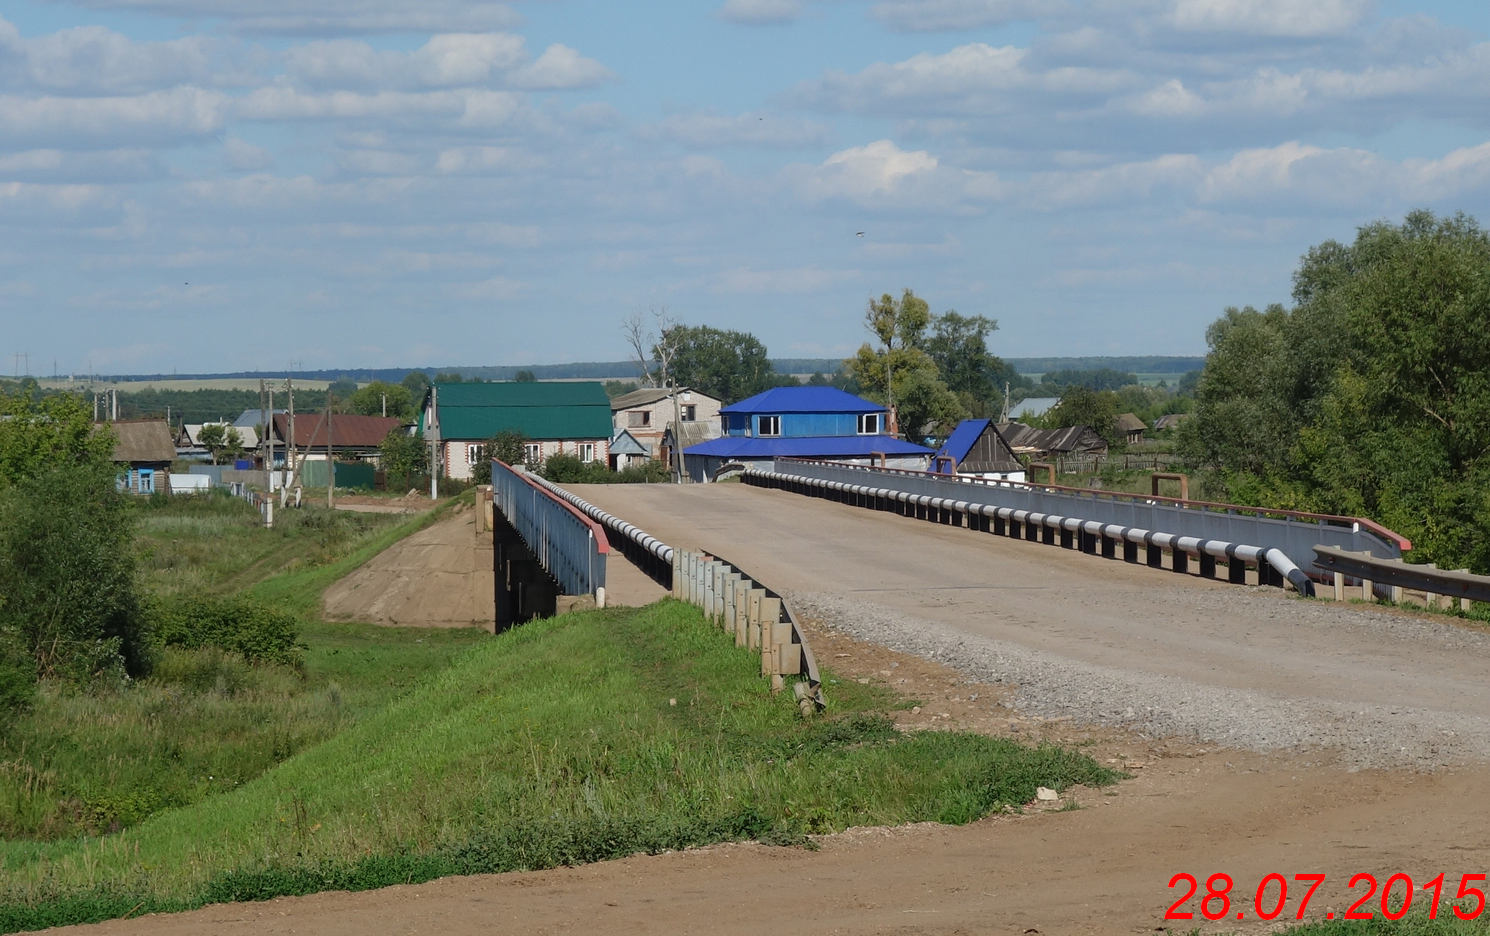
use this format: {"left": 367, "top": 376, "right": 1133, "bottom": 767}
{"left": 149, "top": 595, "right": 305, "bottom": 668}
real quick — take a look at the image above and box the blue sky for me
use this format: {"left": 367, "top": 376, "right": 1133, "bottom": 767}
{"left": 3, "top": 0, "right": 1490, "bottom": 374}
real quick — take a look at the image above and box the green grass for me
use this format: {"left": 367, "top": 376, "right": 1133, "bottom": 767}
{"left": 0, "top": 495, "right": 487, "bottom": 846}
{"left": 0, "top": 601, "right": 1118, "bottom": 932}
{"left": 1257, "top": 915, "right": 1490, "bottom": 934}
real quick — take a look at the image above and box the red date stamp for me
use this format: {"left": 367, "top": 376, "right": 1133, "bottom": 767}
{"left": 1165, "top": 872, "right": 1487, "bottom": 922}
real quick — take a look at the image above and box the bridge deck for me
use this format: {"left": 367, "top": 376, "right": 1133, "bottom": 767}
{"left": 565, "top": 481, "right": 1490, "bottom": 767}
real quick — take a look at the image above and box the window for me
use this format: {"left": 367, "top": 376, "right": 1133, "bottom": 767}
{"left": 757, "top": 415, "right": 780, "bottom": 436}
{"left": 578, "top": 442, "right": 596, "bottom": 463}
{"left": 467, "top": 443, "right": 483, "bottom": 465}
{"left": 681, "top": 404, "right": 697, "bottom": 422}
{"left": 629, "top": 410, "right": 651, "bottom": 428}
{"left": 524, "top": 443, "right": 541, "bottom": 465}
{"left": 857, "top": 413, "right": 880, "bottom": 434}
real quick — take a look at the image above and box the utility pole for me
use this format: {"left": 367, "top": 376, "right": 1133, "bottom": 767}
{"left": 260, "top": 379, "right": 269, "bottom": 490}
{"left": 287, "top": 377, "right": 296, "bottom": 488}
{"left": 429, "top": 385, "right": 439, "bottom": 500}
{"left": 326, "top": 393, "right": 335, "bottom": 509}
{"left": 381, "top": 392, "right": 386, "bottom": 417}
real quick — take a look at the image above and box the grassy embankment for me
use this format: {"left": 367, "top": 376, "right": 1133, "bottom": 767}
{"left": 0, "top": 494, "right": 486, "bottom": 845}
{"left": 1, "top": 599, "right": 1122, "bottom": 931}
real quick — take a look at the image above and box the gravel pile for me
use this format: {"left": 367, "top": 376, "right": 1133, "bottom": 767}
{"left": 789, "top": 588, "right": 1490, "bottom": 770}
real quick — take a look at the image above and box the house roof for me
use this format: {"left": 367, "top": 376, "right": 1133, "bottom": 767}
{"left": 998, "top": 422, "right": 1106, "bottom": 455}
{"left": 683, "top": 434, "right": 931, "bottom": 459}
{"left": 1154, "top": 412, "right": 1192, "bottom": 430}
{"left": 1116, "top": 413, "right": 1147, "bottom": 433}
{"left": 609, "top": 429, "right": 650, "bottom": 456}
{"left": 272, "top": 412, "right": 404, "bottom": 448}
{"left": 720, "top": 386, "right": 884, "bottom": 415}
{"left": 932, "top": 419, "right": 1022, "bottom": 474}
{"left": 1012, "top": 397, "right": 1059, "bottom": 418}
{"left": 234, "top": 408, "right": 284, "bottom": 428}
{"left": 610, "top": 386, "right": 719, "bottom": 411}
{"left": 184, "top": 423, "right": 258, "bottom": 449}
{"left": 663, "top": 420, "right": 716, "bottom": 449}
{"left": 107, "top": 420, "right": 176, "bottom": 463}
{"left": 425, "top": 381, "right": 613, "bottom": 441}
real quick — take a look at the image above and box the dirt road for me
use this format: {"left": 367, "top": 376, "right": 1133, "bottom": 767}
{"left": 57, "top": 482, "right": 1490, "bottom": 936}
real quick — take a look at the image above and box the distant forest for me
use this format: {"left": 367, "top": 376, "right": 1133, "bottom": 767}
{"left": 92, "top": 355, "right": 1205, "bottom": 386}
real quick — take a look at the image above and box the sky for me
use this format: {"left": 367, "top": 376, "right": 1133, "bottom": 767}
{"left": 3, "top": 0, "right": 1490, "bottom": 375}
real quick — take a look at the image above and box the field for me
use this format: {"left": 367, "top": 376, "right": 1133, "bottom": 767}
{"left": 34, "top": 378, "right": 335, "bottom": 393}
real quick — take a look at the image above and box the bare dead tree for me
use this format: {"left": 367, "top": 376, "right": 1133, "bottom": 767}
{"left": 623, "top": 311, "right": 659, "bottom": 387}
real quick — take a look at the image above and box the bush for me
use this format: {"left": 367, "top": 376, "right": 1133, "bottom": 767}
{"left": 0, "top": 464, "right": 149, "bottom": 682}
{"left": 541, "top": 456, "right": 669, "bottom": 484}
{"left": 0, "top": 653, "right": 37, "bottom": 720}
{"left": 150, "top": 595, "right": 305, "bottom": 668}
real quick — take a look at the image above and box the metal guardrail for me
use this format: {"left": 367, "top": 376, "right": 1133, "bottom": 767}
{"left": 525, "top": 475, "right": 675, "bottom": 588}
{"left": 491, "top": 461, "right": 608, "bottom": 601}
{"left": 673, "top": 547, "right": 825, "bottom": 714}
{"left": 767, "top": 458, "right": 1408, "bottom": 575}
{"left": 528, "top": 479, "right": 824, "bottom": 712}
{"left": 1314, "top": 546, "right": 1490, "bottom": 606}
{"left": 745, "top": 462, "right": 1351, "bottom": 595}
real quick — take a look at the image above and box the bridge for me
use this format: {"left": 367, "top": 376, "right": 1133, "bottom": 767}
{"left": 484, "top": 458, "right": 1490, "bottom": 768}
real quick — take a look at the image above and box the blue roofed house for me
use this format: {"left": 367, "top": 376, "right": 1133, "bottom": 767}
{"left": 931, "top": 419, "right": 1026, "bottom": 483}
{"left": 681, "top": 386, "right": 932, "bottom": 482}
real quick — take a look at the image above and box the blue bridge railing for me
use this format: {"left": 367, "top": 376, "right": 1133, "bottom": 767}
{"left": 491, "top": 461, "right": 608, "bottom": 601}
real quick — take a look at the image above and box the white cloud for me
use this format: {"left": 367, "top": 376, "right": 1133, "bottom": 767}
{"left": 798, "top": 43, "right": 1139, "bottom": 116}
{"left": 510, "top": 44, "right": 613, "bottom": 90}
{"left": 871, "top": 0, "right": 1049, "bottom": 32}
{"left": 434, "top": 146, "right": 545, "bottom": 174}
{"left": 234, "top": 87, "right": 523, "bottom": 130}
{"left": 0, "top": 87, "right": 227, "bottom": 147}
{"left": 716, "top": 0, "right": 803, "bottom": 25}
{"left": 54, "top": 0, "right": 521, "bottom": 36}
{"left": 0, "top": 16, "right": 251, "bottom": 95}
{"left": 223, "top": 137, "right": 272, "bottom": 171}
{"left": 285, "top": 33, "right": 527, "bottom": 89}
{"left": 1024, "top": 153, "right": 1203, "bottom": 209}
{"left": 1169, "top": 0, "right": 1370, "bottom": 37}
{"left": 786, "top": 139, "right": 1002, "bottom": 211}
{"left": 0, "top": 148, "right": 161, "bottom": 182}
{"left": 648, "top": 111, "right": 831, "bottom": 148}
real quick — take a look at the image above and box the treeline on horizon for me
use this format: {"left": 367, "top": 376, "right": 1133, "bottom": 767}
{"left": 75, "top": 355, "right": 1207, "bottom": 386}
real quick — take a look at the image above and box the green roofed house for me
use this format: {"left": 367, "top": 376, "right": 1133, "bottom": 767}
{"left": 419, "top": 381, "right": 614, "bottom": 480}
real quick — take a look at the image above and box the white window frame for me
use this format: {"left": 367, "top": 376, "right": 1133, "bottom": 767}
{"left": 681, "top": 404, "right": 697, "bottom": 422}
{"left": 578, "top": 442, "right": 596, "bottom": 463}
{"left": 466, "top": 443, "right": 483, "bottom": 465}
{"left": 757, "top": 415, "right": 780, "bottom": 437}
{"left": 524, "top": 443, "right": 542, "bottom": 465}
{"left": 857, "top": 413, "right": 880, "bottom": 434}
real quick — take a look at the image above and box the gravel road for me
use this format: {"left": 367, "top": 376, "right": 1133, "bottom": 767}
{"left": 566, "top": 482, "right": 1490, "bottom": 769}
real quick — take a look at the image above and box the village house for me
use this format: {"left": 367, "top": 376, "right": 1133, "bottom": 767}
{"left": 931, "top": 419, "right": 1026, "bottom": 483}
{"left": 104, "top": 419, "right": 176, "bottom": 494}
{"left": 420, "top": 381, "right": 613, "bottom": 481}
{"left": 1116, "top": 412, "right": 1147, "bottom": 445}
{"left": 271, "top": 412, "right": 405, "bottom": 463}
{"left": 609, "top": 386, "right": 722, "bottom": 466}
{"left": 681, "top": 386, "right": 932, "bottom": 482}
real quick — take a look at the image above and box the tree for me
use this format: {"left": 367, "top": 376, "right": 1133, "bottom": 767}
{"left": 1039, "top": 367, "right": 1138, "bottom": 393}
{"left": 0, "top": 392, "right": 115, "bottom": 482}
{"left": 1043, "top": 386, "right": 1121, "bottom": 446}
{"left": 432, "top": 371, "right": 464, "bottom": 384}
{"left": 327, "top": 377, "right": 359, "bottom": 400}
{"left": 0, "top": 392, "right": 147, "bottom": 696}
{"left": 847, "top": 289, "right": 966, "bottom": 442}
{"left": 402, "top": 370, "right": 432, "bottom": 398}
{"left": 658, "top": 324, "right": 779, "bottom": 403}
{"left": 514, "top": 370, "right": 537, "bottom": 383}
{"left": 924, "top": 311, "right": 1003, "bottom": 402}
{"left": 196, "top": 423, "right": 243, "bottom": 464}
{"left": 379, "top": 428, "right": 425, "bottom": 479}
{"left": 471, "top": 430, "right": 529, "bottom": 484}
{"left": 1183, "top": 210, "right": 1490, "bottom": 570}
{"left": 348, "top": 381, "right": 414, "bottom": 421}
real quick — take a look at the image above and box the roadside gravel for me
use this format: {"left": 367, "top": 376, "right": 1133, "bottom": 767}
{"left": 789, "top": 588, "right": 1490, "bottom": 770}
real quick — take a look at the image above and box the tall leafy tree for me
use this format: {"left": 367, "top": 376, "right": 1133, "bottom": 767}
{"left": 849, "top": 290, "right": 965, "bottom": 442}
{"left": 348, "top": 381, "right": 415, "bottom": 421}
{"left": 1182, "top": 210, "right": 1490, "bottom": 570}
{"left": 656, "top": 324, "right": 779, "bottom": 403}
